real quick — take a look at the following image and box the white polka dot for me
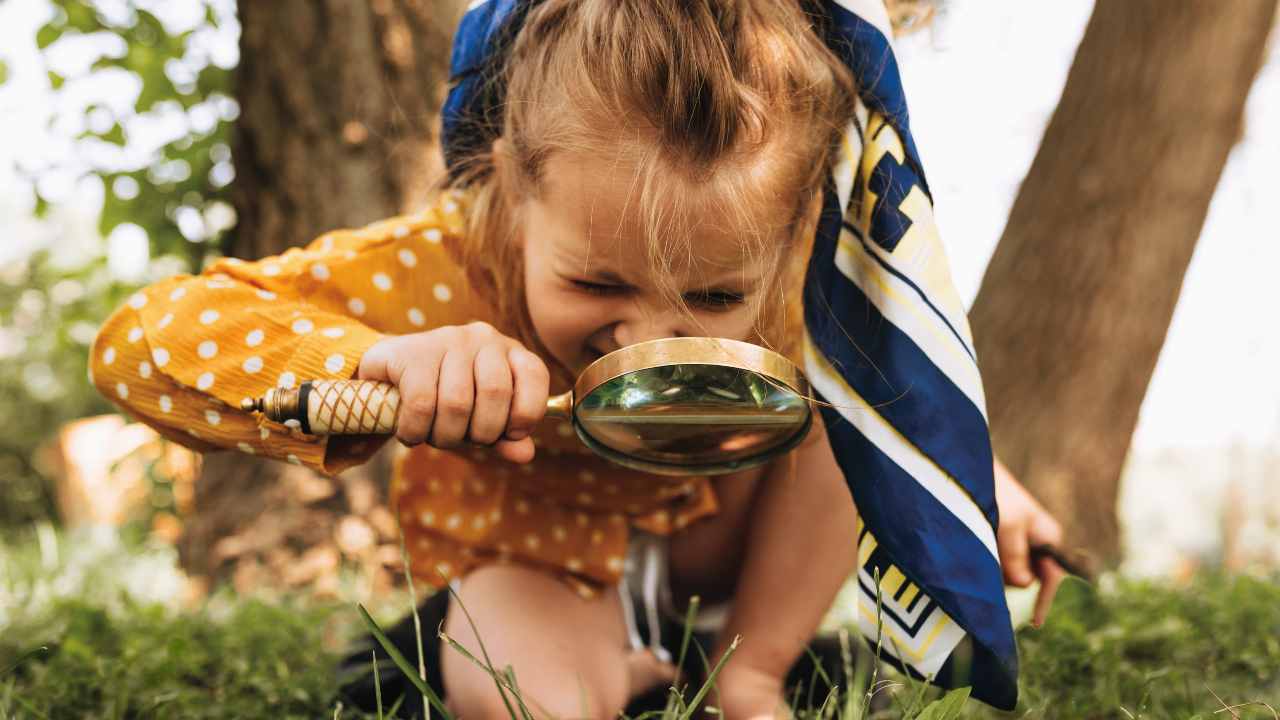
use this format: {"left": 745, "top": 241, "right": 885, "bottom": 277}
{"left": 245, "top": 329, "right": 264, "bottom": 348}
{"left": 102, "top": 347, "right": 116, "bottom": 365}
{"left": 199, "top": 309, "right": 219, "bottom": 325}
{"left": 319, "top": 236, "right": 334, "bottom": 252}
{"left": 206, "top": 280, "right": 233, "bottom": 290}
{"left": 423, "top": 228, "right": 442, "bottom": 243}
{"left": 260, "top": 427, "right": 270, "bottom": 440}
{"left": 432, "top": 284, "right": 452, "bottom": 302}
{"left": 443, "top": 200, "right": 459, "bottom": 214}
{"left": 159, "top": 395, "right": 172, "bottom": 413}
{"left": 347, "top": 298, "right": 366, "bottom": 316}
{"left": 128, "top": 292, "right": 147, "bottom": 309}
{"left": 436, "top": 562, "right": 453, "bottom": 578}
{"left": 489, "top": 509, "right": 502, "bottom": 523}
{"left": 446, "top": 514, "right": 462, "bottom": 530}
{"left": 196, "top": 372, "right": 215, "bottom": 390}
{"left": 515, "top": 500, "right": 530, "bottom": 514}
{"left": 324, "top": 354, "right": 345, "bottom": 373}
{"left": 291, "top": 318, "right": 314, "bottom": 334}
{"left": 127, "top": 327, "right": 143, "bottom": 343}
{"left": 310, "top": 263, "right": 330, "bottom": 281}
{"left": 256, "top": 289, "right": 277, "bottom": 301}
{"left": 169, "top": 287, "right": 187, "bottom": 301}
{"left": 407, "top": 308, "right": 425, "bottom": 326}
{"left": 152, "top": 348, "right": 170, "bottom": 367}
{"left": 138, "top": 361, "right": 152, "bottom": 379}
{"left": 606, "top": 556, "right": 624, "bottom": 573}
{"left": 552, "top": 526, "right": 567, "bottom": 542}
{"left": 278, "top": 372, "right": 296, "bottom": 389}
{"left": 262, "top": 264, "right": 281, "bottom": 277}
{"left": 567, "top": 558, "right": 583, "bottom": 572}
{"left": 284, "top": 419, "right": 301, "bottom": 430}
{"left": 237, "top": 442, "right": 255, "bottom": 454}
{"left": 287, "top": 454, "right": 301, "bottom": 465}
{"left": 198, "top": 340, "right": 218, "bottom": 359}
{"left": 243, "top": 356, "right": 263, "bottom": 374}
{"left": 591, "top": 529, "right": 605, "bottom": 545}
{"left": 205, "top": 409, "right": 221, "bottom": 426}
{"left": 472, "top": 515, "right": 487, "bottom": 531}
{"left": 578, "top": 471, "right": 596, "bottom": 485}
{"left": 419, "top": 511, "right": 436, "bottom": 527}
{"left": 372, "top": 273, "right": 392, "bottom": 291}
{"left": 116, "top": 382, "right": 129, "bottom": 399}
{"left": 392, "top": 225, "right": 411, "bottom": 239}
{"left": 397, "top": 248, "right": 418, "bottom": 268}
{"left": 524, "top": 534, "right": 541, "bottom": 551}
{"left": 321, "top": 327, "right": 345, "bottom": 339}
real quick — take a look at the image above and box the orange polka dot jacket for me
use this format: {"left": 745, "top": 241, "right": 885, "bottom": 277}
{"left": 89, "top": 190, "right": 720, "bottom": 598}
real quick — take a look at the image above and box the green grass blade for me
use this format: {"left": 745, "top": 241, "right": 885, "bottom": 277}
{"left": 0, "top": 646, "right": 48, "bottom": 680}
{"left": 675, "top": 634, "right": 740, "bottom": 720}
{"left": 373, "top": 650, "right": 384, "bottom": 720}
{"left": 356, "top": 604, "right": 451, "bottom": 719}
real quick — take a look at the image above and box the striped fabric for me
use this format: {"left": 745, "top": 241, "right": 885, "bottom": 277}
{"left": 441, "top": 0, "right": 1017, "bottom": 709}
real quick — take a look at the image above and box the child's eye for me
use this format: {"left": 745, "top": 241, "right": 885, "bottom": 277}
{"left": 570, "top": 279, "right": 626, "bottom": 296}
{"left": 685, "top": 290, "right": 746, "bottom": 311}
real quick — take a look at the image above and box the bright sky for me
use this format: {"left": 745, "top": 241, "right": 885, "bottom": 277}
{"left": 2, "top": 0, "right": 1278, "bottom": 454}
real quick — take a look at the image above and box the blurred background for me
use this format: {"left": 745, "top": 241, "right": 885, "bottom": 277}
{"left": 1, "top": 0, "right": 1278, "bottom": 716}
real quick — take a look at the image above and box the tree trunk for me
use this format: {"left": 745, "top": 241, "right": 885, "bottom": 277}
{"left": 969, "top": 0, "right": 1276, "bottom": 565}
{"left": 178, "top": 0, "right": 466, "bottom": 592}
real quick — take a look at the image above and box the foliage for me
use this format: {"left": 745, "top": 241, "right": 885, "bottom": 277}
{"left": 3, "top": 527, "right": 1279, "bottom": 719}
{"left": 0, "top": 0, "right": 237, "bottom": 528}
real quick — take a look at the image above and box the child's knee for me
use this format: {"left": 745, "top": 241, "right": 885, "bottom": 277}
{"left": 446, "top": 671, "right": 627, "bottom": 720}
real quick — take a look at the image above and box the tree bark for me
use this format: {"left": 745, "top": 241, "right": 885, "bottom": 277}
{"left": 178, "top": 0, "right": 466, "bottom": 590}
{"left": 969, "top": 0, "right": 1276, "bottom": 565}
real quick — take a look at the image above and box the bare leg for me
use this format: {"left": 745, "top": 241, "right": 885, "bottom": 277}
{"left": 442, "top": 563, "right": 631, "bottom": 720}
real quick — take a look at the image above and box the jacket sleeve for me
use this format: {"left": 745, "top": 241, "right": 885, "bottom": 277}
{"left": 88, "top": 193, "right": 476, "bottom": 476}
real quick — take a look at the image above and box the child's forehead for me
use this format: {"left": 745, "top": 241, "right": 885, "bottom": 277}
{"left": 537, "top": 151, "right": 796, "bottom": 263}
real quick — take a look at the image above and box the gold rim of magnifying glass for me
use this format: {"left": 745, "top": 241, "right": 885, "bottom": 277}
{"left": 573, "top": 337, "right": 809, "bottom": 400}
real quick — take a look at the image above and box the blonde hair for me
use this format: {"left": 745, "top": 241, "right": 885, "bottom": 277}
{"left": 436, "top": 0, "right": 858, "bottom": 371}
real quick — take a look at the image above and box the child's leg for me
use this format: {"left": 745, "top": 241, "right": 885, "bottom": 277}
{"left": 442, "top": 563, "right": 631, "bottom": 720}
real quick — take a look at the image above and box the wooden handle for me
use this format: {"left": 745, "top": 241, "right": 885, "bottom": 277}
{"left": 246, "top": 379, "right": 573, "bottom": 434}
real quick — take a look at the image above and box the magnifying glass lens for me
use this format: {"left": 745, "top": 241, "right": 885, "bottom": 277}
{"left": 574, "top": 364, "right": 810, "bottom": 474}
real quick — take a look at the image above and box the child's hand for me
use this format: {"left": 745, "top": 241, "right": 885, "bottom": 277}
{"left": 993, "top": 457, "right": 1067, "bottom": 627}
{"left": 356, "top": 322, "right": 550, "bottom": 463}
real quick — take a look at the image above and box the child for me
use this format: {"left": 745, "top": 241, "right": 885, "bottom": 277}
{"left": 91, "top": 0, "right": 1063, "bottom": 717}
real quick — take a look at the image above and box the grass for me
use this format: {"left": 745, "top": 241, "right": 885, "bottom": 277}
{"left": 1, "top": 525, "right": 1278, "bottom": 719}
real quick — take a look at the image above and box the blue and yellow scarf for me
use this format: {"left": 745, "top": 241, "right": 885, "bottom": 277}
{"left": 440, "top": 0, "right": 1017, "bottom": 709}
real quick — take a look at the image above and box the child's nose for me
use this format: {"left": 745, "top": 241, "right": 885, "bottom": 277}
{"left": 613, "top": 315, "right": 686, "bottom": 348}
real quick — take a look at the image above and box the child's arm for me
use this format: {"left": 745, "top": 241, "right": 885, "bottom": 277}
{"left": 88, "top": 195, "right": 475, "bottom": 475}
{"left": 709, "top": 429, "right": 859, "bottom": 720}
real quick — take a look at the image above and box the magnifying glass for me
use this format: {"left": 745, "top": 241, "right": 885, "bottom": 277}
{"left": 242, "top": 337, "right": 813, "bottom": 476}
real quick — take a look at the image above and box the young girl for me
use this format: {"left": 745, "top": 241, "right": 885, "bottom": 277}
{"left": 91, "top": 0, "right": 1063, "bottom": 717}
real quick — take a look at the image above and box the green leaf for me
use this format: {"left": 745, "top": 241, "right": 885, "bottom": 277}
{"left": 0, "top": 58, "right": 9, "bottom": 86}
{"left": 914, "top": 687, "right": 971, "bottom": 720}
{"left": 36, "top": 24, "right": 64, "bottom": 50}
{"left": 47, "top": 70, "right": 64, "bottom": 90}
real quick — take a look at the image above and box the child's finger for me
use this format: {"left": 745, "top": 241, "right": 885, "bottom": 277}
{"left": 494, "top": 437, "right": 536, "bottom": 464}
{"left": 469, "top": 343, "right": 513, "bottom": 445}
{"left": 384, "top": 343, "right": 445, "bottom": 447}
{"left": 1030, "top": 554, "right": 1067, "bottom": 628}
{"left": 505, "top": 346, "right": 550, "bottom": 441}
{"left": 998, "top": 520, "right": 1033, "bottom": 587}
{"left": 431, "top": 348, "right": 476, "bottom": 448}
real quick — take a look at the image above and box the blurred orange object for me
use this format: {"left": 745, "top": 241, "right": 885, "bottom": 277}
{"left": 44, "top": 414, "right": 199, "bottom": 529}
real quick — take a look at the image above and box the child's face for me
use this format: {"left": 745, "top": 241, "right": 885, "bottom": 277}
{"left": 517, "top": 152, "right": 785, "bottom": 376}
